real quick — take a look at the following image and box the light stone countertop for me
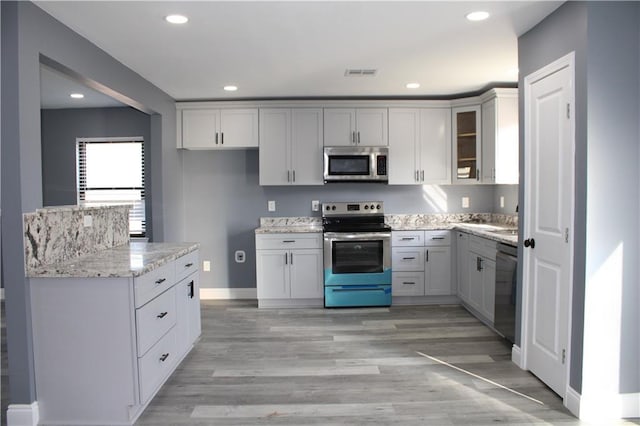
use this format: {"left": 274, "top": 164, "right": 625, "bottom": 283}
{"left": 28, "top": 242, "right": 200, "bottom": 278}
{"left": 255, "top": 224, "right": 323, "bottom": 234}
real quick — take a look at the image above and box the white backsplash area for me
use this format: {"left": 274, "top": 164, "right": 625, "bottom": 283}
{"left": 23, "top": 205, "right": 130, "bottom": 273}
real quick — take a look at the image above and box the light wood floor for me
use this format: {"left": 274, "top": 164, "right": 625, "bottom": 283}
{"left": 135, "top": 300, "right": 636, "bottom": 426}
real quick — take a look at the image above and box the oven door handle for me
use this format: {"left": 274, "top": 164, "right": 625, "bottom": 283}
{"left": 323, "top": 232, "right": 391, "bottom": 241}
{"left": 332, "top": 287, "right": 387, "bottom": 292}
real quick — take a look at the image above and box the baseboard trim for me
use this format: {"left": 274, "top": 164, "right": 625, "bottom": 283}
{"left": 7, "top": 402, "right": 39, "bottom": 426}
{"left": 200, "top": 288, "right": 257, "bottom": 300}
{"left": 511, "top": 344, "right": 524, "bottom": 369}
{"left": 570, "top": 389, "right": 640, "bottom": 421}
{"left": 565, "top": 386, "right": 581, "bottom": 418}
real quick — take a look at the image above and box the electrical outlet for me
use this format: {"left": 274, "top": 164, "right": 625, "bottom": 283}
{"left": 462, "top": 197, "right": 470, "bottom": 208}
{"left": 235, "top": 250, "right": 246, "bottom": 263}
{"left": 203, "top": 260, "right": 211, "bottom": 272}
{"left": 268, "top": 200, "right": 276, "bottom": 212}
{"left": 312, "top": 200, "right": 320, "bottom": 211}
{"left": 500, "top": 196, "right": 505, "bottom": 208}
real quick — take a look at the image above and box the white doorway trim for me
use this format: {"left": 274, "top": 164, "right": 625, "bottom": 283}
{"left": 521, "top": 51, "right": 576, "bottom": 408}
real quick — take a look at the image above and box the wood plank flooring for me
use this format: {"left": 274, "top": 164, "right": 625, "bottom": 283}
{"left": 135, "top": 300, "right": 634, "bottom": 426}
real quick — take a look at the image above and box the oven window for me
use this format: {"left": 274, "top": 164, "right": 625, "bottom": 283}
{"left": 328, "top": 155, "right": 370, "bottom": 176}
{"left": 332, "top": 240, "right": 383, "bottom": 274}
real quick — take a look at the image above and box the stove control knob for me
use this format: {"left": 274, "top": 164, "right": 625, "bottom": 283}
{"left": 331, "top": 206, "right": 336, "bottom": 211}
{"left": 376, "top": 204, "right": 381, "bottom": 210}
{"left": 364, "top": 205, "right": 369, "bottom": 210}
{"left": 371, "top": 204, "right": 376, "bottom": 210}
{"left": 325, "top": 205, "right": 331, "bottom": 211}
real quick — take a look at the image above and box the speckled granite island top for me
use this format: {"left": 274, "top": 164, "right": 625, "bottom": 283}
{"left": 28, "top": 242, "right": 199, "bottom": 278}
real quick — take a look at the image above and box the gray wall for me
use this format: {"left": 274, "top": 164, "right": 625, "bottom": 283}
{"left": 519, "top": 1, "right": 640, "bottom": 396}
{"left": 41, "top": 106, "right": 153, "bottom": 238}
{"left": 1, "top": 1, "right": 181, "bottom": 406}
{"left": 584, "top": 2, "right": 639, "bottom": 395}
{"left": 182, "top": 149, "right": 503, "bottom": 290}
{"left": 518, "top": 1, "right": 588, "bottom": 393}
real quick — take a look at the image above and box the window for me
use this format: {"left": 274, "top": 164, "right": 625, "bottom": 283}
{"left": 77, "top": 137, "right": 146, "bottom": 237}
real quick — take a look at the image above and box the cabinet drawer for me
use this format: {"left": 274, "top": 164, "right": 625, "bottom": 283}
{"left": 256, "top": 233, "right": 322, "bottom": 250}
{"left": 136, "top": 286, "right": 177, "bottom": 357}
{"left": 134, "top": 262, "right": 176, "bottom": 308}
{"left": 469, "top": 235, "right": 497, "bottom": 260}
{"left": 392, "top": 272, "right": 425, "bottom": 296}
{"left": 175, "top": 250, "right": 199, "bottom": 282}
{"left": 392, "top": 247, "right": 424, "bottom": 271}
{"left": 424, "top": 230, "right": 451, "bottom": 246}
{"left": 392, "top": 231, "right": 424, "bottom": 246}
{"left": 138, "top": 326, "right": 177, "bottom": 404}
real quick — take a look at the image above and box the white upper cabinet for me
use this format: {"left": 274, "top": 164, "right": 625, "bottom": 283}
{"left": 324, "top": 108, "right": 388, "bottom": 146}
{"left": 259, "top": 108, "right": 324, "bottom": 186}
{"left": 452, "top": 105, "right": 482, "bottom": 184}
{"left": 481, "top": 89, "right": 519, "bottom": 184}
{"left": 389, "top": 108, "right": 451, "bottom": 185}
{"left": 179, "top": 108, "right": 258, "bottom": 149}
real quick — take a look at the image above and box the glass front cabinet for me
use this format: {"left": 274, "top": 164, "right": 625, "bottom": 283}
{"left": 452, "top": 105, "right": 481, "bottom": 184}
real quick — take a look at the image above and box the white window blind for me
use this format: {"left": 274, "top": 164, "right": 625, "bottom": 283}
{"left": 77, "top": 137, "right": 146, "bottom": 237}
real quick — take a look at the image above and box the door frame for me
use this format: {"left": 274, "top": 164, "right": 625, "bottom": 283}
{"left": 521, "top": 51, "right": 576, "bottom": 402}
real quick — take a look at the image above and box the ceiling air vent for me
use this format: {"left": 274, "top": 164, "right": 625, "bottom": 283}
{"left": 344, "top": 69, "right": 378, "bottom": 77}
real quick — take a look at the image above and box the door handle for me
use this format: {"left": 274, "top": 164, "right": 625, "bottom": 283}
{"left": 293, "top": 170, "right": 296, "bottom": 182}
{"left": 402, "top": 257, "right": 415, "bottom": 260}
{"left": 477, "top": 256, "right": 483, "bottom": 271}
{"left": 215, "top": 132, "right": 218, "bottom": 145}
{"left": 221, "top": 132, "right": 224, "bottom": 145}
{"left": 425, "top": 249, "right": 429, "bottom": 262}
{"left": 285, "top": 253, "right": 288, "bottom": 265}
{"left": 421, "top": 170, "right": 424, "bottom": 181}
{"left": 357, "top": 131, "right": 361, "bottom": 144}
{"left": 524, "top": 238, "right": 536, "bottom": 249}
{"left": 188, "top": 280, "right": 194, "bottom": 299}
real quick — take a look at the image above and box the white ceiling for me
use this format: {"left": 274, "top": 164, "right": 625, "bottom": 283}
{"left": 35, "top": 1, "right": 563, "bottom": 102}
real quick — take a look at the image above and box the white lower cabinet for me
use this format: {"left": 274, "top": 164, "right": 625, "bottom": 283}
{"left": 466, "top": 235, "right": 497, "bottom": 324}
{"left": 391, "top": 230, "right": 453, "bottom": 302}
{"left": 29, "top": 250, "right": 201, "bottom": 426}
{"left": 256, "top": 233, "right": 324, "bottom": 307}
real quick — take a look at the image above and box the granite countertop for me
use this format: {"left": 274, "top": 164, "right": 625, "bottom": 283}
{"left": 255, "top": 224, "right": 323, "bottom": 234}
{"left": 28, "top": 242, "right": 200, "bottom": 278}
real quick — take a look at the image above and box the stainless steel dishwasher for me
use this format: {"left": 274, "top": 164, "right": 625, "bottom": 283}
{"left": 495, "top": 243, "right": 517, "bottom": 343}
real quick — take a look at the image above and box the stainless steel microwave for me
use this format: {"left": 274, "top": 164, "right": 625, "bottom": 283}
{"left": 323, "top": 146, "right": 388, "bottom": 183}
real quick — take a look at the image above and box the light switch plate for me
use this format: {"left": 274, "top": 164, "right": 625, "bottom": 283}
{"left": 83, "top": 215, "right": 93, "bottom": 227}
{"left": 268, "top": 200, "right": 276, "bottom": 212}
{"left": 311, "top": 200, "right": 320, "bottom": 211}
{"left": 462, "top": 197, "right": 470, "bottom": 208}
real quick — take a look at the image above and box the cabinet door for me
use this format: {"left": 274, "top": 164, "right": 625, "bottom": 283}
{"left": 175, "top": 273, "right": 201, "bottom": 356}
{"left": 456, "top": 232, "right": 469, "bottom": 303}
{"left": 452, "top": 105, "right": 481, "bottom": 184}
{"left": 259, "top": 109, "right": 291, "bottom": 185}
{"left": 324, "top": 108, "right": 356, "bottom": 146}
{"left": 481, "top": 99, "right": 497, "bottom": 183}
{"left": 388, "top": 108, "right": 420, "bottom": 185}
{"left": 420, "top": 108, "right": 452, "bottom": 184}
{"left": 181, "top": 109, "right": 219, "bottom": 149}
{"left": 220, "top": 109, "right": 259, "bottom": 148}
{"left": 481, "top": 259, "right": 496, "bottom": 322}
{"left": 289, "top": 249, "right": 324, "bottom": 299}
{"left": 256, "top": 249, "right": 290, "bottom": 299}
{"left": 425, "top": 246, "right": 452, "bottom": 295}
{"left": 291, "top": 109, "right": 324, "bottom": 185}
{"left": 356, "top": 108, "right": 388, "bottom": 146}
{"left": 392, "top": 271, "right": 425, "bottom": 296}
{"left": 467, "top": 253, "right": 483, "bottom": 311}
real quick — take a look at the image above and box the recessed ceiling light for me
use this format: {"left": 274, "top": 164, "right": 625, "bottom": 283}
{"left": 165, "top": 14, "right": 188, "bottom": 24}
{"left": 70, "top": 93, "right": 84, "bottom": 99}
{"left": 406, "top": 83, "right": 420, "bottom": 89}
{"left": 466, "top": 11, "right": 490, "bottom": 21}
{"left": 223, "top": 85, "right": 238, "bottom": 92}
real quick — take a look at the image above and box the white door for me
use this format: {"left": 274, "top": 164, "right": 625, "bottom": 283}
{"left": 220, "top": 109, "right": 259, "bottom": 148}
{"left": 425, "top": 246, "right": 452, "bottom": 296}
{"left": 181, "top": 109, "right": 219, "bottom": 149}
{"left": 259, "top": 109, "right": 291, "bottom": 185}
{"left": 388, "top": 108, "right": 420, "bottom": 185}
{"left": 420, "top": 108, "right": 452, "bottom": 184}
{"left": 291, "top": 109, "right": 324, "bottom": 185}
{"left": 523, "top": 53, "right": 574, "bottom": 397}
{"left": 356, "top": 108, "right": 388, "bottom": 146}
{"left": 289, "top": 249, "right": 324, "bottom": 299}
{"left": 324, "top": 108, "right": 356, "bottom": 146}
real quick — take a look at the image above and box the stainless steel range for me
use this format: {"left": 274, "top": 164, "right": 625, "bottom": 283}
{"left": 322, "top": 201, "right": 392, "bottom": 307}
